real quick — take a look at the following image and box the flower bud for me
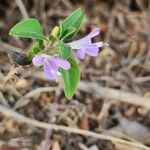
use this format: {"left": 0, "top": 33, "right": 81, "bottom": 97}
{"left": 50, "top": 26, "right": 59, "bottom": 40}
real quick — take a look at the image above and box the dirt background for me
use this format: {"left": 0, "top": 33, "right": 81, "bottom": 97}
{"left": 0, "top": 0, "right": 150, "bottom": 150}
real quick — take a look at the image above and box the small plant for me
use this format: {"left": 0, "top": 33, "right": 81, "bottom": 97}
{"left": 9, "top": 8, "right": 106, "bottom": 99}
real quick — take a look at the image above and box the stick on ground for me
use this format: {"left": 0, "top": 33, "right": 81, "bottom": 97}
{"left": 79, "top": 82, "right": 150, "bottom": 109}
{"left": 0, "top": 104, "right": 149, "bottom": 150}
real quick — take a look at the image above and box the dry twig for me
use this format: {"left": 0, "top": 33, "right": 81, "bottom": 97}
{"left": 0, "top": 41, "right": 22, "bottom": 52}
{"left": 79, "top": 82, "right": 150, "bottom": 109}
{"left": 0, "top": 104, "right": 149, "bottom": 150}
{"left": 15, "top": 0, "right": 29, "bottom": 19}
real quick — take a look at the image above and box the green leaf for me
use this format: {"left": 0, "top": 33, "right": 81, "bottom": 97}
{"left": 59, "top": 22, "right": 63, "bottom": 38}
{"left": 62, "top": 8, "right": 85, "bottom": 31}
{"left": 61, "top": 57, "right": 80, "bottom": 99}
{"left": 27, "top": 42, "right": 43, "bottom": 61}
{"left": 59, "top": 41, "right": 71, "bottom": 59}
{"left": 9, "top": 18, "right": 47, "bottom": 40}
{"left": 38, "top": 39, "right": 44, "bottom": 49}
{"left": 59, "top": 8, "right": 85, "bottom": 39}
{"left": 62, "top": 27, "right": 76, "bottom": 40}
{"left": 32, "top": 46, "right": 41, "bottom": 54}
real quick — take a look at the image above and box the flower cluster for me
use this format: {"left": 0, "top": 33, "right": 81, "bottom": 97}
{"left": 33, "top": 28, "right": 104, "bottom": 81}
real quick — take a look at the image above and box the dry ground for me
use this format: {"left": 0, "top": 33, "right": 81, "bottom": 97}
{"left": 0, "top": 0, "right": 150, "bottom": 150}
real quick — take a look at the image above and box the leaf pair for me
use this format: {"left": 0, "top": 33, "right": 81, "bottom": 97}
{"left": 59, "top": 8, "right": 85, "bottom": 40}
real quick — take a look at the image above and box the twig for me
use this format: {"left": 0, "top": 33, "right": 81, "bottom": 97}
{"left": 133, "top": 76, "right": 150, "bottom": 83}
{"left": 2, "top": 66, "right": 23, "bottom": 84}
{"left": 0, "top": 41, "right": 22, "bottom": 52}
{"left": 0, "top": 104, "right": 149, "bottom": 150}
{"left": 104, "top": 8, "right": 116, "bottom": 43}
{"left": 79, "top": 82, "right": 150, "bottom": 109}
{"left": 15, "top": 0, "right": 29, "bottom": 19}
{"left": 78, "top": 142, "right": 89, "bottom": 150}
{"left": 0, "top": 92, "right": 10, "bottom": 107}
{"left": 62, "top": 0, "right": 73, "bottom": 9}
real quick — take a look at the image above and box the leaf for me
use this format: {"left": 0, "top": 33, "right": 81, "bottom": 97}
{"left": 9, "top": 18, "right": 47, "bottom": 40}
{"left": 59, "top": 22, "right": 63, "bottom": 38}
{"left": 32, "top": 46, "right": 41, "bottom": 54}
{"left": 62, "top": 8, "right": 85, "bottom": 32}
{"left": 61, "top": 57, "right": 80, "bottom": 99}
{"left": 59, "top": 41, "right": 71, "bottom": 59}
{"left": 62, "top": 27, "right": 76, "bottom": 40}
{"left": 59, "top": 8, "right": 85, "bottom": 39}
{"left": 38, "top": 39, "right": 44, "bottom": 49}
{"left": 27, "top": 42, "right": 42, "bottom": 61}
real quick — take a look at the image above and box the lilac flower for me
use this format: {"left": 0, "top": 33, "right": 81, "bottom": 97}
{"left": 67, "top": 28, "right": 104, "bottom": 59}
{"left": 32, "top": 54, "right": 70, "bottom": 81}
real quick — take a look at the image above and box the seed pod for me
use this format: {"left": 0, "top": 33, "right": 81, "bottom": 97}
{"left": 8, "top": 51, "right": 31, "bottom": 65}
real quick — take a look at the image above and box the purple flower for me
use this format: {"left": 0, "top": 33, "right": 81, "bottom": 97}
{"left": 67, "top": 28, "right": 104, "bottom": 59}
{"left": 32, "top": 54, "right": 70, "bottom": 81}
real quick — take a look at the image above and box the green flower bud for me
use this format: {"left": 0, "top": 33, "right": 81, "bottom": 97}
{"left": 49, "top": 26, "right": 59, "bottom": 40}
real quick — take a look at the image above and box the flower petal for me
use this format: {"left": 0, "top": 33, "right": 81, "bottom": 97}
{"left": 95, "top": 42, "right": 103, "bottom": 48}
{"left": 49, "top": 61, "right": 61, "bottom": 75}
{"left": 88, "top": 28, "right": 100, "bottom": 38}
{"left": 51, "top": 57, "right": 71, "bottom": 70}
{"left": 86, "top": 48, "right": 99, "bottom": 57}
{"left": 85, "top": 45, "right": 99, "bottom": 56}
{"left": 75, "top": 47, "right": 86, "bottom": 59}
{"left": 32, "top": 55, "right": 44, "bottom": 66}
{"left": 67, "top": 36, "right": 91, "bottom": 48}
{"left": 43, "top": 63, "right": 57, "bottom": 80}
